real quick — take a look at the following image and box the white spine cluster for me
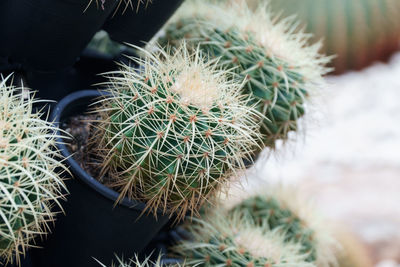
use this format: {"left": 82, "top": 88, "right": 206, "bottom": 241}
{"left": 0, "top": 76, "right": 67, "bottom": 265}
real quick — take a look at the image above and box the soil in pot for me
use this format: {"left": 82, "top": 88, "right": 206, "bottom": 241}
{"left": 61, "top": 113, "right": 112, "bottom": 186}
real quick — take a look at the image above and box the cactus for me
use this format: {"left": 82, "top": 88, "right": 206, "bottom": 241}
{"left": 229, "top": 186, "right": 338, "bottom": 267}
{"left": 96, "top": 254, "right": 185, "bottom": 267}
{"left": 161, "top": 0, "right": 331, "bottom": 148}
{"left": 173, "top": 209, "right": 315, "bottom": 267}
{"left": 91, "top": 43, "right": 261, "bottom": 220}
{"left": 268, "top": 0, "right": 400, "bottom": 74}
{"left": 0, "top": 76, "right": 67, "bottom": 265}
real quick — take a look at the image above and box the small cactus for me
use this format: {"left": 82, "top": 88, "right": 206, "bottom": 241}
{"left": 269, "top": 0, "right": 400, "bottom": 74}
{"left": 161, "top": 0, "right": 331, "bottom": 149}
{"left": 92, "top": 43, "right": 261, "bottom": 220}
{"left": 229, "top": 186, "right": 338, "bottom": 267}
{"left": 0, "top": 76, "right": 67, "bottom": 265}
{"left": 173, "top": 209, "right": 315, "bottom": 267}
{"left": 96, "top": 254, "right": 185, "bottom": 267}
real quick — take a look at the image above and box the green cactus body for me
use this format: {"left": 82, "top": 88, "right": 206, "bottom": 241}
{"left": 231, "top": 195, "right": 317, "bottom": 262}
{"left": 269, "top": 0, "right": 400, "bottom": 74}
{"left": 229, "top": 188, "right": 337, "bottom": 267}
{"left": 173, "top": 210, "right": 315, "bottom": 267}
{"left": 92, "top": 44, "right": 261, "bottom": 219}
{"left": 161, "top": 0, "right": 330, "bottom": 148}
{"left": 0, "top": 77, "right": 67, "bottom": 264}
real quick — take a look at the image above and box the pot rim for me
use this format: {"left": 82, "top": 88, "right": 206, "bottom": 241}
{"left": 51, "top": 89, "right": 169, "bottom": 215}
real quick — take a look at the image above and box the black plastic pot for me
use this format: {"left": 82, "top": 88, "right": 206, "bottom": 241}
{"left": 1, "top": 252, "right": 33, "bottom": 267}
{"left": 103, "top": 0, "right": 184, "bottom": 46}
{"left": 28, "top": 49, "right": 118, "bottom": 102}
{"left": 30, "top": 90, "right": 171, "bottom": 267}
{"left": 141, "top": 224, "right": 188, "bottom": 266}
{"left": 0, "top": 0, "right": 118, "bottom": 71}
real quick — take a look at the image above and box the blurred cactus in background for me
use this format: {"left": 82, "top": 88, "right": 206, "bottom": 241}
{"left": 92, "top": 43, "right": 261, "bottom": 220}
{"left": 173, "top": 209, "right": 315, "bottom": 267}
{"left": 86, "top": 31, "right": 126, "bottom": 57}
{"left": 160, "top": 0, "right": 331, "bottom": 149}
{"left": 229, "top": 186, "right": 338, "bottom": 267}
{"left": 268, "top": 0, "right": 400, "bottom": 74}
{"left": 0, "top": 76, "right": 67, "bottom": 265}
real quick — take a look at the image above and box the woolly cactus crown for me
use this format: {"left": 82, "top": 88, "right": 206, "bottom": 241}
{"left": 92, "top": 43, "right": 261, "bottom": 220}
{"left": 161, "top": 0, "right": 331, "bottom": 148}
{"left": 0, "top": 76, "right": 67, "bottom": 265}
{"left": 173, "top": 209, "right": 315, "bottom": 267}
{"left": 229, "top": 185, "right": 338, "bottom": 267}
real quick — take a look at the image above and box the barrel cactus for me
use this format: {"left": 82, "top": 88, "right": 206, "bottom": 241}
{"left": 92, "top": 43, "right": 261, "bottom": 220}
{"left": 161, "top": 0, "right": 331, "bottom": 149}
{"left": 229, "top": 186, "right": 337, "bottom": 267}
{"left": 173, "top": 209, "right": 315, "bottom": 267}
{"left": 0, "top": 76, "right": 67, "bottom": 265}
{"left": 269, "top": 0, "right": 400, "bottom": 74}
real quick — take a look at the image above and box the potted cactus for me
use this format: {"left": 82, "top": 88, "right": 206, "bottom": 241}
{"left": 0, "top": 75, "right": 67, "bottom": 266}
{"left": 160, "top": 0, "right": 331, "bottom": 150}
{"left": 40, "top": 43, "right": 261, "bottom": 267}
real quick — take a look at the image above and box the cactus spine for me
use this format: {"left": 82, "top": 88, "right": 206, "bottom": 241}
{"left": 173, "top": 210, "right": 315, "bottom": 267}
{"left": 269, "top": 0, "right": 400, "bottom": 74}
{"left": 229, "top": 186, "right": 338, "bottom": 267}
{"left": 92, "top": 43, "right": 261, "bottom": 220}
{"left": 88, "top": 0, "right": 152, "bottom": 12}
{"left": 96, "top": 254, "right": 185, "bottom": 267}
{"left": 161, "top": 0, "right": 331, "bottom": 148}
{"left": 0, "top": 76, "right": 67, "bottom": 265}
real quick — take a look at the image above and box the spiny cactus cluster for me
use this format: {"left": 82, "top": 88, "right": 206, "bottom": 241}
{"left": 173, "top": 210, "right": 315, "bottom": 267}
{"left": 96, "top": 254, "right": 185, "bottom": 267}
{"left": 229, "top": 186, "right": 337, "bottom": 267}
{"left": 161, "top": 0, "right": 331, "bottom": 148}
{"left": 269, "top": 0, "right": 400, "bottom": 74}
{"left": 0, "top": 76, "right": 67, "bottom": 265}
{"left": 92, "top": 43, "right": 261, "bottom": 220}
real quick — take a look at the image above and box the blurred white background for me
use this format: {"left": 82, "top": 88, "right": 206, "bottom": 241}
{"left": 248, "top": 52, "right": 400, "bottom": 266}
